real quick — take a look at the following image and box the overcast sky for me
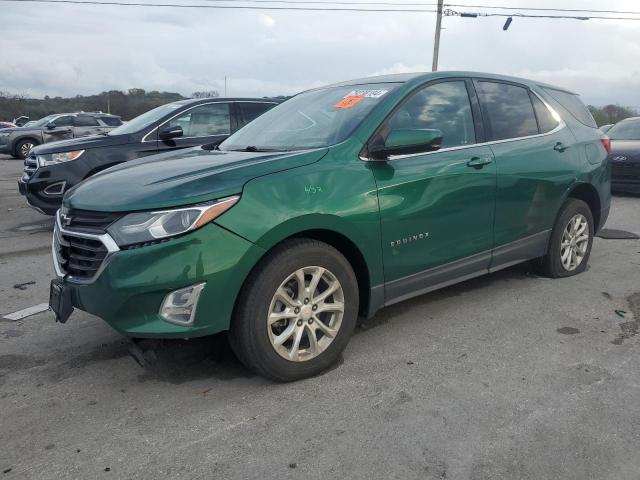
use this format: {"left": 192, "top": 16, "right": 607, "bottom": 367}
{"left": 1, "top": 0, "right": 639, "bottom": 106}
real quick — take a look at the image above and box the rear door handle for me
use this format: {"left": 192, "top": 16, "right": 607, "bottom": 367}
{"left": 554, "top": 142, "right": 569, "bottom": 152}
{"left": 466, "top": 156, "right": 493, "bottom": 169}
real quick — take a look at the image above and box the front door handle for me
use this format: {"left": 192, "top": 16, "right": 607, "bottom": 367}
{"left": 466, "top": 156, "right": 493, "bottom": 169}
{"left": 554, "top": 142, "right": 569, "bottom": 152}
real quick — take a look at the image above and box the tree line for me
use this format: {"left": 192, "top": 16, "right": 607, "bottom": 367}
{"left": 0, "top": 88, "right": 201, "bottom": 122}
{"left": 1, "top": 89, "right": 636, "bottom": 127}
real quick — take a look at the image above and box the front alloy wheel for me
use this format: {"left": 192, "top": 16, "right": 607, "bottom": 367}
{"left": 17, "top": 140, "right": 35, "bottom": 160}
{"left": 230, "top": 239, "right": 358, "bottom": 381}
{"left": 268, "top": 266, "right": 344, "bottom": 362}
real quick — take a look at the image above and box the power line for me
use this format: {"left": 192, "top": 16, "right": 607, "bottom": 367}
{"left": 446, "top": 3, "right": 640, "bottom": 16}
{"left": 0, "top": 0, "right": 437, "bottom": 12}
{"left": 3, "top": 0, "right": 640, "bottom": 19}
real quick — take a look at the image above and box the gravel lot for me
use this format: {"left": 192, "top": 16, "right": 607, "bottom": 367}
{"left": 1, "top": 153, "right": 640, "bottom": 479}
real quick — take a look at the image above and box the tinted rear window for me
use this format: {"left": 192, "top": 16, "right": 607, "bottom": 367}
{"left": 607, "top": 119, "right": 640, "bottom": 140}
{"left": 543, "top": 88, "right": 596, "bottom": 128}
{"left": 237, "top": 102, "right": 276, "bottom": 128}
{"left": 100, "top": 116, "right": 122, "bottom": 126}
{"left": 476, "top": 81, "right": 538, "bottom": 141}
{"left": 74, "top": 115, "right": 99, "bottom": 127}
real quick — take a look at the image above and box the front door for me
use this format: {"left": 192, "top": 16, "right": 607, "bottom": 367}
{"left": 369, "top": 80, "right": 496, "bottom": 303}
{"left": 42, "top": 115, "right": 75, "bottom": 143}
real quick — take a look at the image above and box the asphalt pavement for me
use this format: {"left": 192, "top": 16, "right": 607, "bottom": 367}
{"left": 1, "top": 154, "right": 640, "bottom": 479}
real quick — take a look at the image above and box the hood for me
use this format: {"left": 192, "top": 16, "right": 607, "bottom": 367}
{"left": 31, "top": 133, "right": 130, "bottom": 154}
{"left": 609, "top": 140, "right": 640, "bottom": 162}
{"left": 0, "top": 127, "right": 21, "bottom": 134}
{"left": 64, "top": 147, "right": 328, "bottom": 212}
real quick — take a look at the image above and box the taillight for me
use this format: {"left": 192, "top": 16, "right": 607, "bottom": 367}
{"left": 600, "top": 135, "right": 611, "bottom": 154}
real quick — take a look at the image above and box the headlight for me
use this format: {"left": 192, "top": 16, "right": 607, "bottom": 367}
{"left": 37, "top": 150, "right": 84, "bottom": 167}
{"left": 107, "top": 196, "right": 239, "bottom": 246}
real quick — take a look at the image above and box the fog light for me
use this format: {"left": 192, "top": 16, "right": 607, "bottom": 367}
{"left": 159, "top": 282, "right": 206, "bottom": 326}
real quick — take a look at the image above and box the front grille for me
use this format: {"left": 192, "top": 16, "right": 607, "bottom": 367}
{"left": 62, "top": 209, "right": 122, "bottom": 234}
{"left": 22, "top": 154, "right": 38, "bottom": 180}
{"left": 53, "top": 211, "right": 120, "bottom": 283}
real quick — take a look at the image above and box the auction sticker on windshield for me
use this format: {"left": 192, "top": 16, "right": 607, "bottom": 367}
{"left": 344, "top": 89, "right": 388, "bottom": 98}
{"left": 335, "top": 96, "right": 365, "bottom": 109}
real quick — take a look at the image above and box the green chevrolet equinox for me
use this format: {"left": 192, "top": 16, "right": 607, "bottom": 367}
{"left": 51, "top": 72, "right": 611, "bottom": 381}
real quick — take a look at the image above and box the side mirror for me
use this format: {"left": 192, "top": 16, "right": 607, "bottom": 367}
{"left": 369, "top": 128, "right": 443, "bottom": 160}
{"left": 159, "top": 125, "right": 183, "bottom": 141}
{"left": 46, "top": 123, "right": 56, "bottom": 130}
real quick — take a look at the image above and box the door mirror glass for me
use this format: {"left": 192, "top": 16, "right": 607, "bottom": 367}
{"left": 46, "top": 123, "right": 56, "bottom": 130}
{"left": 370, "top": 128, "right": 443, "bottom": 160}
{"left": 159, "top": 125, "right": 184, "bottom": 140}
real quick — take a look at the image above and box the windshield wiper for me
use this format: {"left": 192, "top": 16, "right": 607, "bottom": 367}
{"left": 229, "top": 146, "right": 286, "bottom": 152}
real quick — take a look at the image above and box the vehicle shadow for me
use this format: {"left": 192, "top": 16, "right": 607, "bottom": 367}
{"left": 129, "top": 263, "right": 539, "bottom": 384}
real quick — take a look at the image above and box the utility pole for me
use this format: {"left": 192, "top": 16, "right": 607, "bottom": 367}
{"left": 432, "top": 0, "right": 444, "bottom": 72}
{"left": 224, "top": 76, "right": 227, "bottom": 97}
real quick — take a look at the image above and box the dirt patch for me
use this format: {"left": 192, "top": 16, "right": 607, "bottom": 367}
{"left": 611, "top": 293, "right": 640, "bottom": 345}
{"left": 557, "top": 327, "right": 580, "bottom": 335}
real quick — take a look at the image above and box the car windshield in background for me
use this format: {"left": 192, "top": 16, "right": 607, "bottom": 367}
{"left": 108, "top": 102, "right": 183, "bottom": 136}
{"left": 219, "top": 83, "right": 399, "bottom": 151}
{"left": 607, "top": 119, "right": 640, "bottom": 140}
{"left": 30, "top": 115, "right": 58, "bottom": 128}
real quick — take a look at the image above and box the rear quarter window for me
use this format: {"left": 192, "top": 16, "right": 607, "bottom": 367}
{"left": 543, "top": 88, "right": 597, "bottom": 128}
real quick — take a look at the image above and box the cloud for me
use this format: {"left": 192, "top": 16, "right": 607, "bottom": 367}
{"left": 260, "top": 14, "right": 276, "bottom": 28}
{"left": 0, "top": 0, "right": 639, "bottom": 106}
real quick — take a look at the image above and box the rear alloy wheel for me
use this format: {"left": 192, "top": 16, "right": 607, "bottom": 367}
{"left": 230, "top": 239, "right": 358, "bottom": 381}
{"left": 559, "top": 214, "right": 589, "bottom": 272}
{"left": 538, "top": 198, "right": 594, "bottom": 278}
{"left": 16, "top": 139, "right": 37, "bottom": 160}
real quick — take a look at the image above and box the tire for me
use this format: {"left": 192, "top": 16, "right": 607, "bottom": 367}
{"left": 15, "top": 139, "right": 38, "bottom": 160}
{"left": 229, "top": 238, "right": 359, "bottom": 382}
{"left": 538, "top": 198, "right": 594, "bottom": 278}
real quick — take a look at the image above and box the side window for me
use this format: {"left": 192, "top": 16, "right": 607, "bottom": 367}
{"left": 530, "top": 94, "right": 559, "bottom": 133}
{"left": 100, "top": 116, "right": 122, "bottom": 127}
{"left": 237, "top": 102, "right": 276, "bottom": 128}
{"left": 476, "top": 81, "right": 538, "bottom": 141}
{"left": 74, "top": 115, "right": 99, "bottom": 127}
{"left": 52, "top": 116, "right": 74, "bottom": 127}
{"left": 543, "top": 88, "right": 596, "bottom": 128}
{"left": 167, "top": 103, "right": 231, "bottom": 137}
{"left": 386, "top": 81, "right": 476, "bottom": 149}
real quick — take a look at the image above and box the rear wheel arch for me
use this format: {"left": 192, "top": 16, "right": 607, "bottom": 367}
{"left": 565, "top": 183, "right": 601, "bottom": 231}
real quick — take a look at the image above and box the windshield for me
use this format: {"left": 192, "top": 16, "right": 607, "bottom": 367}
{"left": 30, "top": 114, "right": 58, "bottom": 128}
{"left": 108, "top": 102, "right": 184, "bottom": 135}
{"left": 607, "top": 119, "right": 640, "bottom": 140}
{"left": 219, "top": 82, "right": 399, "bottom": 151}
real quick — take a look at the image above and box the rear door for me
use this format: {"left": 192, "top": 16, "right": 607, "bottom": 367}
{"left": 474, "top": 79, "right": 581, "bottom": 268}
{"left": 370, "top": 79, "right": 497, "bottom": 302}
{"left": 73, "top": 115, "right": 103, "bottom": 137}
{"left": 235, "top": 102, "right": 277, "bottom": 130}
{"left": 156, "top": 102, "right": 232, "bottom": 153}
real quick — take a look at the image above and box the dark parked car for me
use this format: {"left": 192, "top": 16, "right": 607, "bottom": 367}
{"left": 607, "top": 117, "right": 640, "bottom": 193}
{"left": 13, "top": 116, "right": 29, "bottom": 127}
{"left": 19, "top": 98, "right": 278, "bottom": 215}
{"left": 0, "top": 112, "right": 122, "bottom": 160}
